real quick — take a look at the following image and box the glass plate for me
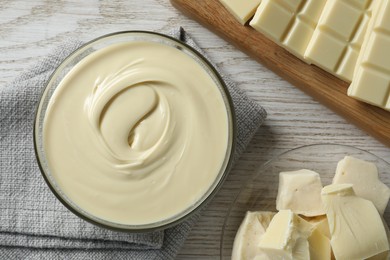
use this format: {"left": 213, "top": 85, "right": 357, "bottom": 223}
{"left": 220, "top": 143, "right": 390, "bottom": 259}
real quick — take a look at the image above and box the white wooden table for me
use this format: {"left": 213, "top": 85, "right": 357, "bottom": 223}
{"left": 1, "top": 0, "right": 389, "bottom": 259}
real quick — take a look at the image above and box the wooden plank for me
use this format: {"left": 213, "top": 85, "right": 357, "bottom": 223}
{"left": 170, "top": 0, "right": 390, "bottom": 147}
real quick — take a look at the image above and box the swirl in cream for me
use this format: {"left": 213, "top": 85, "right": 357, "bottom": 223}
{"left": 87, "top": 66, "right": 182, "bottom": 177}
{"left": 43, "top": 41, "right": 230, "bottom": 225}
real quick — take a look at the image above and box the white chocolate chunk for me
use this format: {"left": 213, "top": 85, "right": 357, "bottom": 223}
{"left": 348, "top": 0, "right": 390, "bottom": 110}
{"left": 250, "top": 0, "right": 326, "bottom": 60}
{"left": 219, "top": 0, "right": 262, "bottom": 25}
{"left": 375, "top": 220, "right": 390, "bottom": 259}
{"left": 305, "top": 0, "right": 374, "bottom": 82}
{"left": 231, "top": 211, "right": 275, "bottom": 260}
{"left": 301, "top": 215, "right": 330, "bottom": 239}
{"left": 259, "top": 210, "right": 313, "bottom": 259}
{"left": 333, "top": 156, "right": 390, "bottom": 215}
{"left": 292, "top": 238, "right": 310, "bottom": 260}
{"left": 368, "top": 251, "right": 390, "bottom": 260}
{"left": 308, "top": 228, "right": 331, "bottom": 260}
{"left": 322, "top": 184, "right": 389, "bottom": 260}
{"left": 276, "top": 169, "right": 325, "bottom": 217}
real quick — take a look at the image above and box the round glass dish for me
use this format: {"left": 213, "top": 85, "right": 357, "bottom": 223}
{"left": 220, "top": 144, "right": 390, "bottom": 259}
{"left": 34, "top": 31, "right": 236, "bottom": 232}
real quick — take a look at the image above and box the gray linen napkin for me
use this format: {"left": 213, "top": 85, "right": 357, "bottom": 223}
{"left": 0, "top": 27, "right": 266, "bottom": 259}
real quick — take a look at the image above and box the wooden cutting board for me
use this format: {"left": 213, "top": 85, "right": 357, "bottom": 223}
{"left": 170, "top": 0, "right": 390, "bottom": 147}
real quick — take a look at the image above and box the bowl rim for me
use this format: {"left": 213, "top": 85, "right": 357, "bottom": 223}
{"left": 33, "top": 30, "right": 237, "bottom": 233}
{"left": 219, "top": 143, "right": 390, "bottom": 257}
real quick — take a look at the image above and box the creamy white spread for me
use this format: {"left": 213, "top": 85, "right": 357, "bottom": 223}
{"left": 43, "top": 41, "right": 229, "bottom": 225}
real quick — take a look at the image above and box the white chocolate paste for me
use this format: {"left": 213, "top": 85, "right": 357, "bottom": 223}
{"left": 43, "top": 41, "right": 230, "bottom": 225}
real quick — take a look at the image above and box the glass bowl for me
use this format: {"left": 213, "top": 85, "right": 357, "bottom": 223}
{"left": 34, "top": 31, "right": 236, "bottom": 232}
{"left": 220, "top": 144, "right": 390, "bottom": 259}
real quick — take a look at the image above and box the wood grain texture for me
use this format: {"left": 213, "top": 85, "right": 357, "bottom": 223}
{"left": 0, "top": 0, "right": 389, "bottom": 259}
{"left": 170, "top": 0, "right": 390, "bottom": 147}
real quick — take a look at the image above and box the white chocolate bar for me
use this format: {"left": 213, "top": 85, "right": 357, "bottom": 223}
{"left": 305, "top": 0, "right": 374, "bottom": 82}
{"left": 348, "top": 0, "right": 390, "bottom": 111}
{"left": 250, "top": 0, "right": 326, "bottom": 60}
{"left": 219, "top": 0, "right": 262, "bottom": 25}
